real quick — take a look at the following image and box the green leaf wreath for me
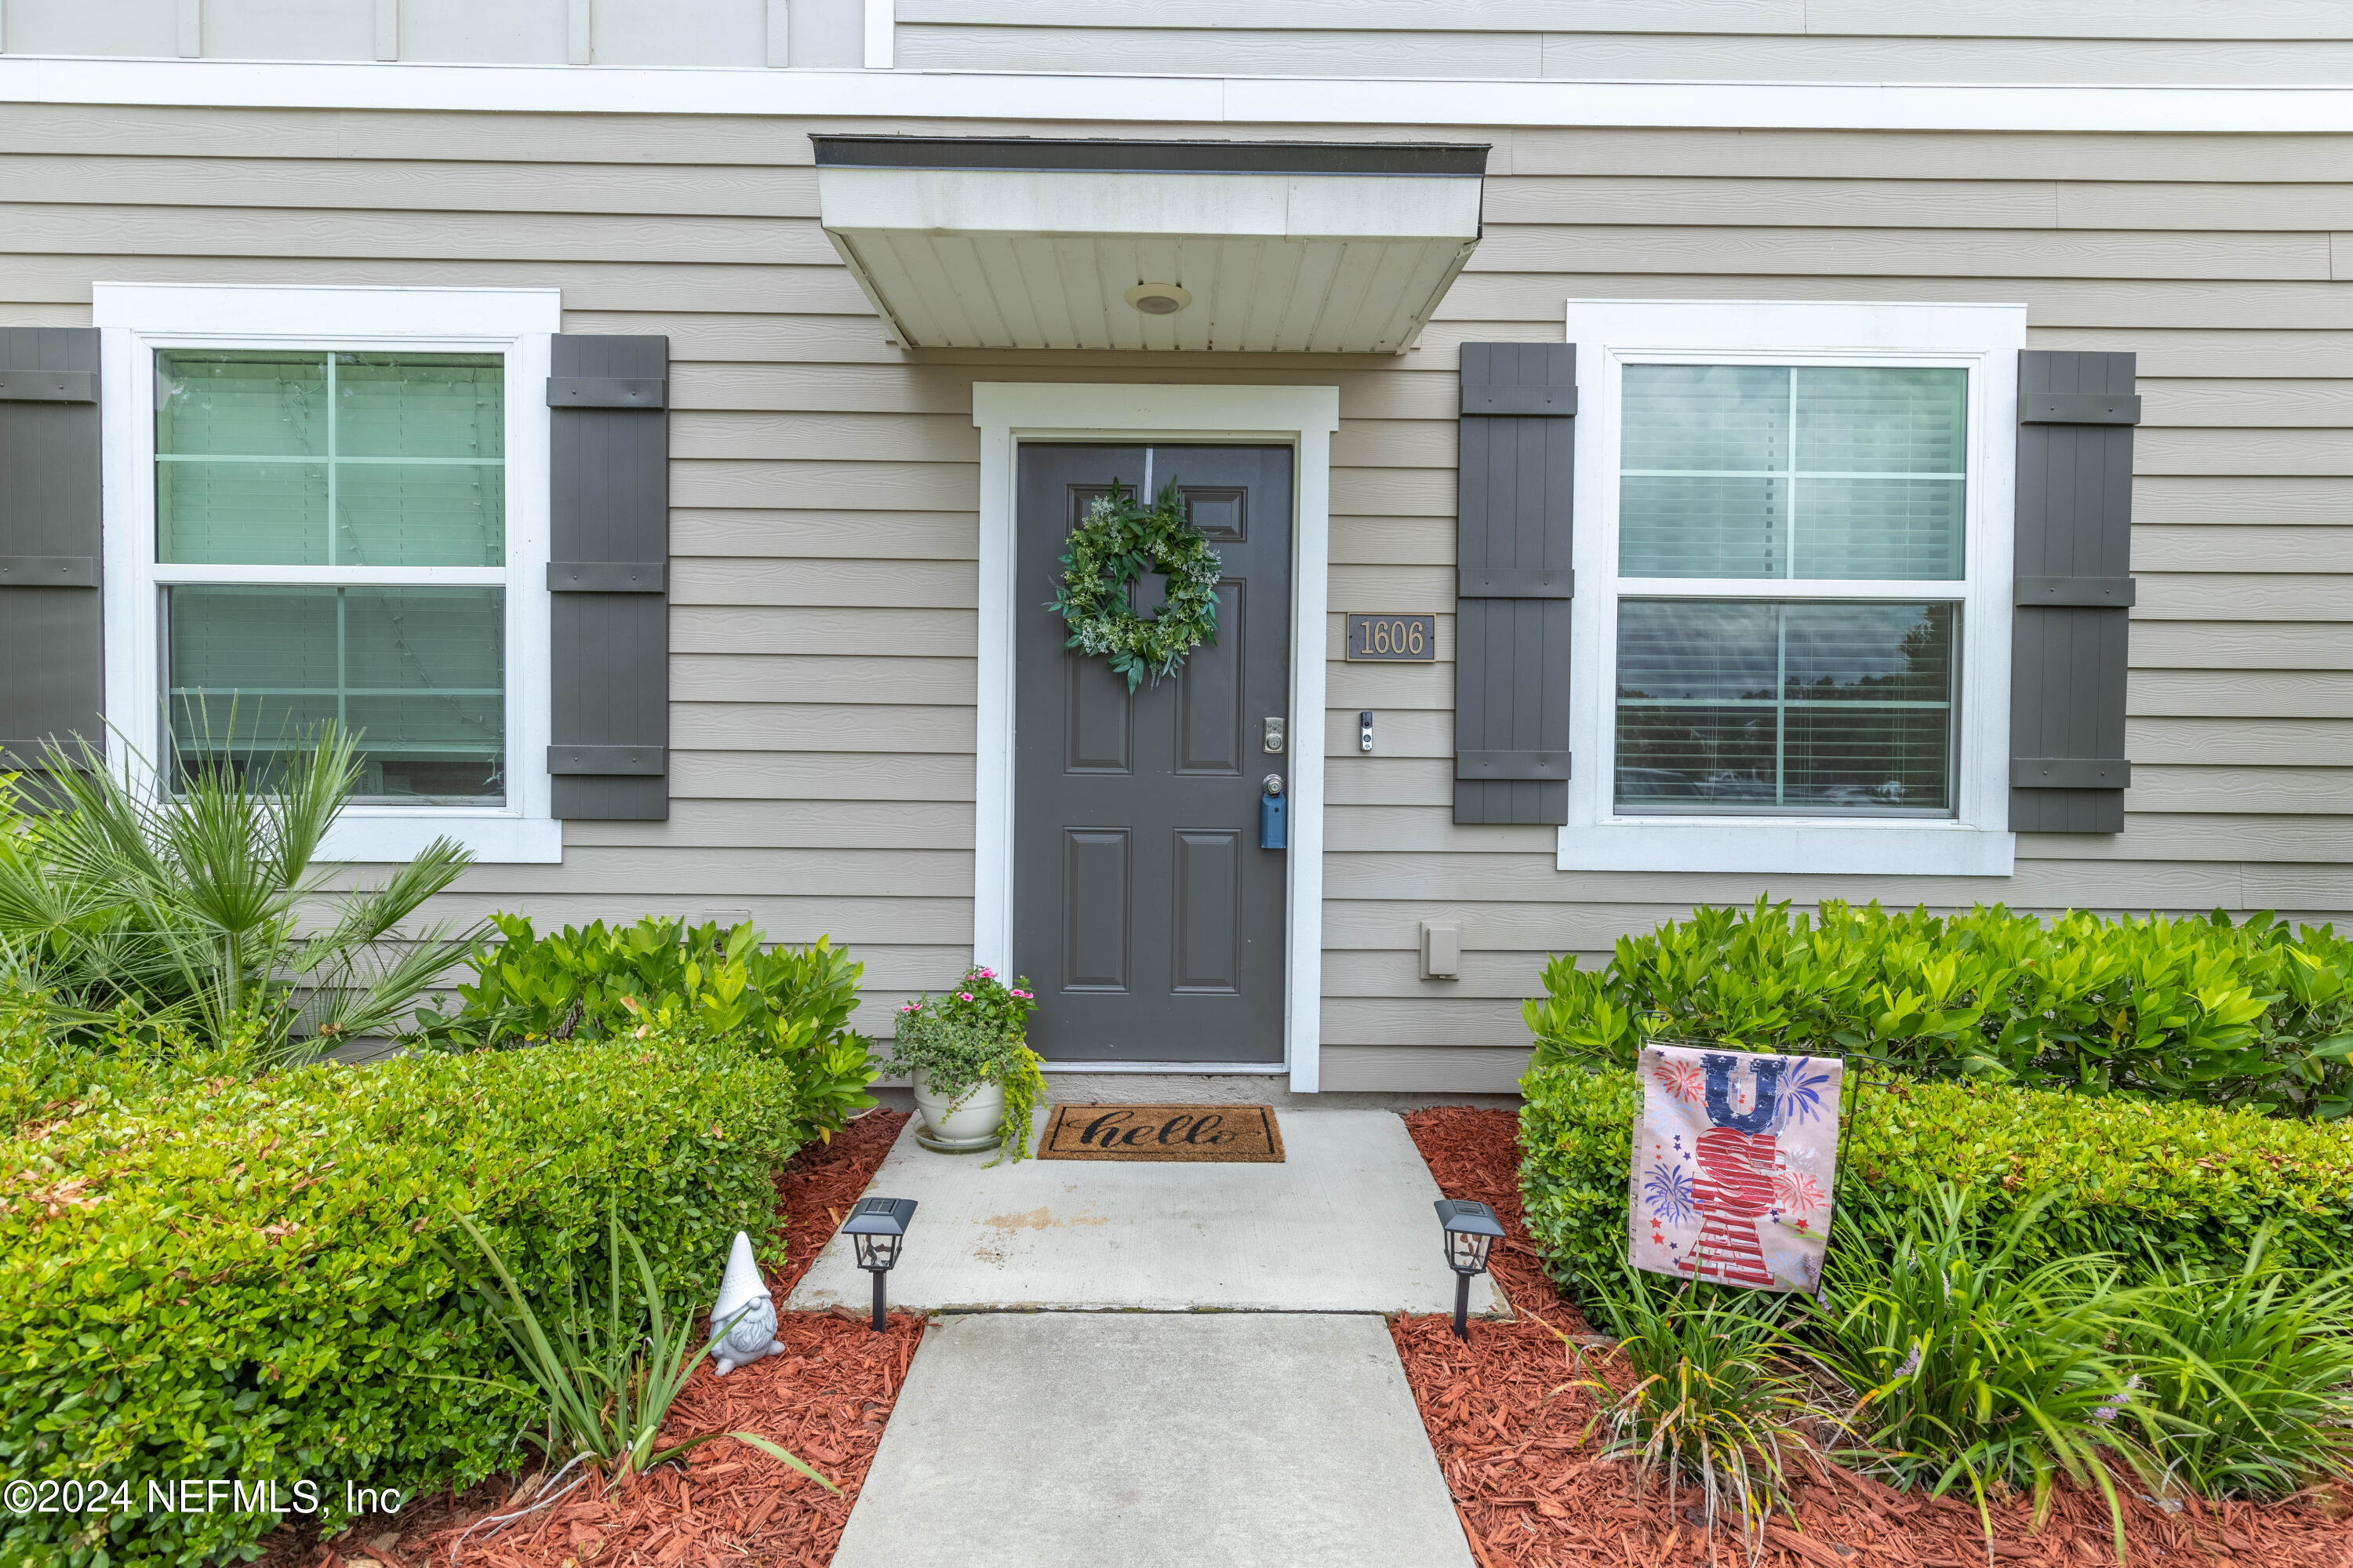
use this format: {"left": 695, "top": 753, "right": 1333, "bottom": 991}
{"left": 1046, "top": 479, "right": 1224, "bottom": 693}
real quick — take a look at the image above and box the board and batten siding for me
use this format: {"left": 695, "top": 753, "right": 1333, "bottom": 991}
{"left": 0, "top": 103, "right": 2347, "bottom": 1090}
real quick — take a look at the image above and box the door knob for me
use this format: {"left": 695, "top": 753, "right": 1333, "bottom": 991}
{"left": 1263, "top": 773, "right": 1283, "bottom": 796}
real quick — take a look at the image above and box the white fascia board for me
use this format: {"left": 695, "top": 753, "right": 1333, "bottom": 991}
{"left": 817, "top": 167, "right": 1478, "bottom": 243}
{"left": 11, "top": 57, "right": 2353, "bottom": 134}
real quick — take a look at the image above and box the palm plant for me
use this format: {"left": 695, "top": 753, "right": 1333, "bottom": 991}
{"left": 1809, "top": 1186, "right": 2157, "bottom": 1559}
{"left": 0, "top": 722, "right": 477, "bottom": 1058}
{"left": 2121, "top": 1234, "right": 2353, "bottom": 1500}
{"left": 1575, "top": 1262, "right": 1821, "bottom": 1561}
{"left": 453, "top": 1202, "right": 836, "bottom": 1491}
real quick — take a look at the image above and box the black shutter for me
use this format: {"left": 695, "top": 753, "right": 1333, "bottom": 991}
{"left": 547, "top": 335, "right": 670, "bottom": 820}
{"left": 2010, "top": 350, "right": 2138, "bottom": 833}
{"left": 0, "top": 327, "right": 104, "bottom": 780}
{"left": 1454, "top": 344, "right": 1577, "bottom": 826}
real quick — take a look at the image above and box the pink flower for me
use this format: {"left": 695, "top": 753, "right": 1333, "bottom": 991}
{"left": 975, "top": 967, "right": 995, "bottom": 979}
{"left": 958, "top": 992, "right": 973, "bottom": 1002}
{"left": 1011, "top": 989, "right": 1031, "bottom": 999}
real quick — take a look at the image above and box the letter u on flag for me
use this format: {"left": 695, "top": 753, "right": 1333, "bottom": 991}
{"left": 1628, "top": 1044, "right": 1842, "bottom": 1294}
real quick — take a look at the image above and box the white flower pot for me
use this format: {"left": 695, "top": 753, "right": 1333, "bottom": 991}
{"left": 911, "top": 1069, "right": 1006, "bottom": 1153}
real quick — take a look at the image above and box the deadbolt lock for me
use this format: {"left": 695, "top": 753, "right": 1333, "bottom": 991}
{"left": 1262, "top": 716, "right": 1286, "bottom": 754}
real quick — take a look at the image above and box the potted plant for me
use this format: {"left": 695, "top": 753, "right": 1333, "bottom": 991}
{"left": 887, "top": 966, "right": 1046, "bottom": 1162}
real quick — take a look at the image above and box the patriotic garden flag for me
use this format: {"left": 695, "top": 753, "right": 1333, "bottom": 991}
{"left": 1629, "top": 1044, "right": 1842, "bottom": 1294}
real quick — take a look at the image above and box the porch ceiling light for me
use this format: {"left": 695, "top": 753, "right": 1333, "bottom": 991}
{"left": 842, "top": 1195, "right": 918, "bottom": 1331}
{"left": 813, "top": 135, "right": 1488, "bottom": 354}
{"left": 1435, "top": 1198, "right": 1505, "bottom": 1341}
{"left": 1124, "top": 282, "right": 1191, "bottom": 316}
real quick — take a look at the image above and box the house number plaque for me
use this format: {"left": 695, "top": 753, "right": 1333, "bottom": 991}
{"left": 1344, "top": 613, "right": 1436, "bottom": 662}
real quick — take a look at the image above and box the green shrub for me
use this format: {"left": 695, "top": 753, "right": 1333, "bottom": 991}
{"left": 1523, "top": 900, "right": 2353, "bottom": 1119}
{"left": 0, "top": 1026, "right": 855, "bottom": 1568}
{"left": 415, "top": 914, "right": 875, "bottom": 1133}
{"left": 1518, "top": 1064, "right": 2353, "bottom": 1302}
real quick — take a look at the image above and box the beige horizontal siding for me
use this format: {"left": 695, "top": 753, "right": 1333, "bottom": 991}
{"left": 1, "top": 101, "right": 2345, "bottom": 1090}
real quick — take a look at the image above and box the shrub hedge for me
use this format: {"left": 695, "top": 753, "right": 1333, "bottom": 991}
{"left": 0, "top": 1027, "right": 850, "bottom": 1568}
{"left": 1524, "top": 901, "right": 2353, "bottom": 1119}
{"left": 1518, "top": 1063, "right": 2353, "bottom": 1305}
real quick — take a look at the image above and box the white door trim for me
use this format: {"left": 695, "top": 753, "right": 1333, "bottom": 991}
{"left": 973, "top": 383, "right": 1340, "bottom": 1093}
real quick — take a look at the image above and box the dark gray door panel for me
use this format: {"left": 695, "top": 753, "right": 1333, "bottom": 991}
{"left": 1013, "top": 443, "right": 1292, "bottom": 1063}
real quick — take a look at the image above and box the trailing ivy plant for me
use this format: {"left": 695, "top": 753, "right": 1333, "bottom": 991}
{"left": 1045, "top": 478, "right": 1224, "bottom": 693}
{"left": 888, "top": 966, "right": 1046, "bottom": 1164}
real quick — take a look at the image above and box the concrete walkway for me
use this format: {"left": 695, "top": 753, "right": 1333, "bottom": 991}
{"left": 828, "top": 1313, "right": 1476, "bottom": 1568}
{"left": 785, "top": 1109, "right": 1505, "bottom": 1316}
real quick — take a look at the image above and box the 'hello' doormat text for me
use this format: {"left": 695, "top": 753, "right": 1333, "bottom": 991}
{"left": 1037, "top": 1104, "right": 1285, "bottom": 1162}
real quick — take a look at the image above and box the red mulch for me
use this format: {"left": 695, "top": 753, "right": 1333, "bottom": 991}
{"left": 1395, "top": 1107, "right": 2353, "bottom": 1568}
{"left": 273, "top": 1110, "right": 918, "bottom": 1568}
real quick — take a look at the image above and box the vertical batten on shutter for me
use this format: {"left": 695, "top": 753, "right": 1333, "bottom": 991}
{"left": 2010, "top": 349, "right": 2137, "bottom": 834}
{"left": 547, "top": 334, "right": 670, "bottom": 821}
{"left": 0, "top": 327, "right": 104, "bottom": 778}
{"left": 1454, "top": 343, "right": 1577, "bottom": 827}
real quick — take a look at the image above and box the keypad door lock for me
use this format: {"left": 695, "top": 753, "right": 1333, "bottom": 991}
{"left": 1262, "top": 715, "right": 1286, "bottom": 754}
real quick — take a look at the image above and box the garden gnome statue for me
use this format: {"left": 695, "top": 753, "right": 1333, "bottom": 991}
{"left": 707, "top": 1231, "right": 784, "bottom": 1376}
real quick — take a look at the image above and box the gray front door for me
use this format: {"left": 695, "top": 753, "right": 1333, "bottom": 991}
{"left": 1013, "top": 444, "right": 1293, "bottom": 1064}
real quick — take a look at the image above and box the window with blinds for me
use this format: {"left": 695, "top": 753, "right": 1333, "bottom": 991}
{"left": 155, "top": 350, "right": 508, "bottom": 802}
{"left": 1613, "top": 363, "right": 1966, "bottom": 817}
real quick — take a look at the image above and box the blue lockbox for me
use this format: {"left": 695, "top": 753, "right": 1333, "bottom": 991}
{"left": 1260, "top": 789, "right": 1288, "bottom": 849}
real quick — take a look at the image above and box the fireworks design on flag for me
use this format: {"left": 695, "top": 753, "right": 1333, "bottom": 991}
{"left": 1771, "top": 1166, "right": 1828, "bottom": 1216}
{"left": 1777, "top": 1060, "right": 1836, "bottom": 1126}
{"left": 1643, "top": 1160, "right": 1697, "bottom": 1225}
{"left": 1649, "top": 1055, "right": 1706, "bottom": 1104}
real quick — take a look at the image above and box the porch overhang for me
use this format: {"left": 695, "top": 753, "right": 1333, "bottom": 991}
{"left": 812, "top": 136, "right": 1488, "bottom": 355}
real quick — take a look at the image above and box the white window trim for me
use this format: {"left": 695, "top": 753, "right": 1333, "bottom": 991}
{"left": 92, "top": 282, "right": 565, "bottom": 864}
{"left": 1559, "top": 299, "right": 2027, "bottom": 879}
{"left": 972, "top": 383, "right": 1339, "bottom": 1093}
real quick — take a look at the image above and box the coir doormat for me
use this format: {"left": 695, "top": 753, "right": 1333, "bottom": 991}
{"left": 1038, "top": 1104, "right": 1285, "bottom": 1162}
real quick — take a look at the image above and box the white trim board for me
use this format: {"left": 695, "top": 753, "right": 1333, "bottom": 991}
{"left": 91, "top": 281, "right": 565, "bottom": 865}
{"left": 9, "top": 57, "right": 2353, "bottom": 133}
{"left": 972, "top": 383, "right": 1340, "bottom": 1094}
{"left": 1558, "top": 297, "right": 2024, "bottom": 879}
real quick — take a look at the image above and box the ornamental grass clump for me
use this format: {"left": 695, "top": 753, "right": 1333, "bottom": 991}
{"left": 2117, "top": 1235, "right": 2353, "bottom": 1501}
{"left": 1574, "top": 1264, "right": 1821, "bottom": 1561}
{"left": 1809, "top": 1188, "right": 2155, "bottom": 1557}
{"left": 445, "top": 1199, "right": 835, "bottom": 1540}
{"left": 887, "top": 966, "right": 1044, "bottom": 1163}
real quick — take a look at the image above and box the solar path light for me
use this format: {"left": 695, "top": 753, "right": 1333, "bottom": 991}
{"left": 842, "top": 1195, "right": 918, "bottom": 1332}
{"left": 1434, "top": 1198, "right": 1505, "bottom": 1341}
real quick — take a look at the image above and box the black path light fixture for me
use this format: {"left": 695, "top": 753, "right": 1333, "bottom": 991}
{"left": 1434, "top": 1198, "right": 1506, "bottom": 1341}
{"left": 842, "top": 1195, "right": 918, "bottom": 1332}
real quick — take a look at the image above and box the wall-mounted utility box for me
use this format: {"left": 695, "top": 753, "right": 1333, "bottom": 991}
{"left": 1418, "top": 921, "right": 1461, "bottom": 980}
